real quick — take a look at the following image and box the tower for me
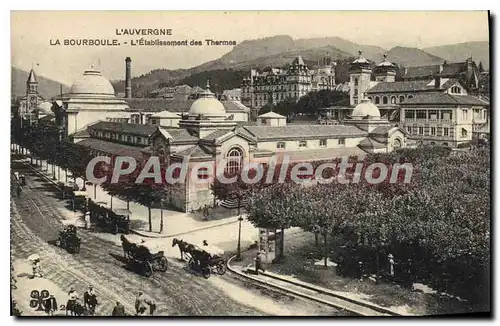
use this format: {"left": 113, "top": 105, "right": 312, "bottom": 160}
{"left": 26, "top": 68, "right": 39, "bottom": 117}
{"left": 374, "top": 53, "right": 396, "bottom": 83}
{"left": 349, "top": 51, "right": 372, "bottom": 106}
{"left": 125, "top": 57, "right": 132, "bottom": 98}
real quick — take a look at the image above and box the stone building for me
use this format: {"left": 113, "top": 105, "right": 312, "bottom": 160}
{"left": 241, "top": 54, "right": 336, "bottom": 113}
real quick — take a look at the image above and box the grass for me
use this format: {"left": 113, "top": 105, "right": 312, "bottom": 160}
{"left": 261, "top": 230, "right": 473, "bottom": 316}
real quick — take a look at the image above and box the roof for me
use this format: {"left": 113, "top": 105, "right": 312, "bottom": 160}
{"left": 202, "top": 129, "right": 232, "bottom": 141}
{"left": 243, "top": 125, "right": 367, "bottom": 141}
{"left": 366, "top": 78, "right": 460, "bottom": 94}
{"left": 402, "top": 92, "right": 490, "bottom": 106}
{"left": 150, "top": 110, "right": 181, "bottom": 118}
{"left": 89, "top": 121, "right": 157, "bottom": 136}
{"left": 76, "top": 138, "right": 145, "bottom": 160}
{"left": 403, "top": 65, "right": 441, "bottom": 79}
{"left": 172, "top": 144, "right": 213, "bottom": 159}
{"left": 259, "top": 111, "right": 286, "bottom": 119}
{"left": 292, "top": 56, "right": 305, "bottom": 66}
{"left": 358, "top": 138, "right": 387, "bottom": 149}
{"left": 284, "top": 147, "right": 367, "bottom": 162}
{"left": 222, "top": 101, "right": 250, "bottom": 113}
{"left": 72, "top": 128, "right": 90, "bottom": 138}
{"left": 441, "top": 62, "right": 467, "bottom": 76}
{"left": 27, "top": 68, "right": 37, "bottom": 83}
{"left": 125, "top": 98, "right": 191, "bottom": 112}
{"left": 150, "top": 126, "right": 198, "bottom": 143}
{"left": 369, "top": 126, "right": 398, "bottom": 136}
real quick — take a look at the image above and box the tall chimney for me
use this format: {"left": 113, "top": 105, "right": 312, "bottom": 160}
{"left": 125, "top": 57, "right": 132, "bottom": 98}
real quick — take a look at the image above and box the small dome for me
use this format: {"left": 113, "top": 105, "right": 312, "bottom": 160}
{"left": 70, "top": 68, "right": 115, "bottom": 96}
{"left": 189, "top": 81, "right": 226, "bottom": 116}
{"left": 351, "top": 99, "right": 381, "bottom": 119}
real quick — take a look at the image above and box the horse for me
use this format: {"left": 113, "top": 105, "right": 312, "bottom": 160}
{"left": 172, "top": 238, "right": 189, "bottom": 260}
{"left": 120, "top": 235, "right": 137, "bottom": 260}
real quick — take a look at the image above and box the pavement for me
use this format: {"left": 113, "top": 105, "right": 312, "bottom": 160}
{"left": 13, "top": 152, "right": 253, "bottom": 239}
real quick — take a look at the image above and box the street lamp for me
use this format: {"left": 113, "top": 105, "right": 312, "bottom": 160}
{"left": 236, "top": 215, "right": 244, "bottom": 261}
{"left": 160, "top": 198, "right": 164, "bottom": 234}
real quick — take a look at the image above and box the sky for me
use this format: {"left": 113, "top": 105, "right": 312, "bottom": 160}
{"left": 11, "top": 11, "right": 489, "bottom": 85}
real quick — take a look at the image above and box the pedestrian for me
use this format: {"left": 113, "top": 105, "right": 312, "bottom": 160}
{"left": 66, "top": 287, "right": 78, "bottom": 316}
{"left": 147, "top": 298, "right": 156, "bottom": 316}
{"left": 135, "top": 291, "right": 147, "bottom": 316}
{"left": 254, "top": 251, "right": 265, "bottom": 275}
{"left": 357, "top": 261, "right": 364, "bottom": 281}
{"left": 202, "top": 240, "right": 208, "bottom": 246}
{"left": 388, "top": 254, "right": 395, "bottom": 277}
{"left": 32, "top": 259, "right": 43, "bottom": 278}
{"left": 112, "top": 301, "right": 125, "bottom": 316}
{"left": 84, "top": 211, "right": 91, "bottom": 230}
{"left": 84, "top": 285, "right": 98, "bottom": 315}
{"left": 43, "top": 294, "right": 58, "bottom": 316}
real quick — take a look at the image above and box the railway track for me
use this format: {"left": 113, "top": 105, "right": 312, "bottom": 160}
{"left": 226, "top": 255, "right": 402, "bottom": 317}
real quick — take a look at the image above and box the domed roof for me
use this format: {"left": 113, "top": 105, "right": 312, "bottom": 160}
{"left": 70, "top": 68, "right": 115, "bottom": 96}
{"left": 189, "top": 81, "right": 226, "bottom": 116}
{"left": 351, "top": 99, "right": 380, "bottom": 119}
{"left": 377, "top": 53, "right": 395, "bottom": 67}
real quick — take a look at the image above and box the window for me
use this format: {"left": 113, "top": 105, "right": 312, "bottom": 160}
{"left": 225, "top": 148, "right": 243, "bottom": 174}
{"left": 277, "top": 142, "right": 286, "bottom": 149}
{"left": 462, "top": 109, "right": 468, "bottom": 120}
{"left": 382, "top": 96, "right": 388, "bottom": 104}
{"left": 393, "top": 139, "right": 402, "bottom": 149}
{"left": 408, "top": 95, "right": 414, "bottom": 99}
{"left": 451, "top": 86, "right": 461, "bottom": 94}
{"left": 260, "top": 118, "right": 267, "bottom": 124}
{"left": 354, "top": 78, "right": 359, "bottom": 86}
{"left": 416, "top": 110, "right": 426, "bottom": 119}
{"left": 428, "top": 110, "right": 438, "bottom": 120}
{"left": 151, "top": 119, "right": 157, "bottom": 125}
{"left": 375, "top": 96, "right": 380, "bottom": 104}
{"left": 431, "top": 127, "right": 436, "bottom": 136}
{"left": 353, "top": 99, "right": 358, "bottom": 105}
{"left": 418, "top": 127, "right": 424, "bottom": 135}
{"left": 319, "top": 139, "right": 327, "bottom": 147}
{"left": 299, "top": 141, "right": 307, "bottom": 148}
{"left": 405, "top": 110, "right": 415, "bottom": 119}
{"left": 127, "top": 136, "right": 132, "bottom": 143}
{"left": 339, "top": 138, "right": 345, "bottom": 146}
{"left": 197, "top": 167, "right": 209, "bottom": 180}
{"left": 354, "top": 89, "right": 358, "bottom": 96}
{"left": 399, "top": 95, "right": 405, "bottom": 103}
{"left": 406, "top": 126, "right": 412, "bottom": 134}
{"left": 441, "top": 110, "right": 452, "bottom": 121}
{"left": 443, "top": 142, "right": 449, "bottom": 147}
{"left": 391, "top": 96, "right": 396, "bottom": 104}
{"left": 430, "top": 142, "right": 435, "bottom": 146}
{"left": 461, "top": 128, "right": 468, "bottom": 138}
{"left": 443, "top": 128, "right": 449, "bottom": 137}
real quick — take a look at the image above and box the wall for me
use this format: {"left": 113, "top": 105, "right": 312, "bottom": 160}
{"left": 256, "top": 136, "right": 365, "bottom": 152}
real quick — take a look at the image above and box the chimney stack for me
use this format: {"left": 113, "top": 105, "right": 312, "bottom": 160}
{"left": 434, "top": 75, "right": 441, "bottom": 89}
{"left": 125, "top": 57, "right": 132, "bottom": 98}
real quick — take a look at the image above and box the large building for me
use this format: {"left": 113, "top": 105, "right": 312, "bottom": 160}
{"left": 75, "top": 85, "right": 408, "bottom": 212}
{"left": 347, "top": 51, "right": 489, "bottom": 147}
{"left": 241, "top": 54, "right": 336, "bottom": 112}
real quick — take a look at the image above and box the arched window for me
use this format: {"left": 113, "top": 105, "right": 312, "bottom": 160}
{"left": 375, "top": 96, "right": 380, "bottom": 104}
{"left": 408, "top": 95, "right": 414, "bottom": 99}
{"left": 299, "top": 141, "right": 307, "bottom": 148}
{"left": 383, "top": 96, "right": 388, "bottom": 104}
{"left": 277, "top": 142, "right": 286, "bottom": 149}
{"left": 399, "top": 95, "right": 405, "bottom": 103}
{"left": 461, "top": 128, "right": 468, "bottom": 138}
{"left": 430, "top": 142, "right": 436, "bottom": 146}
{"left": 393, "top": 138, "right": 402, "bottom": 149}
{"left": 354, "top": 78, "right": 359, "bottom": 86}
{"left": 225, "top": 148, "right": 243, "bottom": 174}
{"left": 443, "top": 142, "right": 449, "bottom": 147}
{"left": 391, "top": 96, "right": 396, "bottom": 104}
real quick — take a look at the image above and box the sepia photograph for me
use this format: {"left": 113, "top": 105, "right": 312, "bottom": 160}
{"left": 9, "top": 10, "right": 491, "bottom": 317}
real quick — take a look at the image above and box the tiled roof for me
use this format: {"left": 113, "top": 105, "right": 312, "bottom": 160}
{"left": 402, "top": 92, "right": 489, "bottom": 106}
{"left": 358, "top": 138, "right": 387, "bottom": 149}
{"left": 259, "top": 111, "right": 286, "bottom": 118}
{"left": 89, "top": 121, "right": 157, "bottom": 136}
{"left": 72, "top": 128, "right": 90, "bottom": 138}
{"left": 441, "top": 62, "right": 466, "bottom": 76}
{"left": 76, "top": 138, "right": 145, "bottom": 160}
{"left": 150, "top": 110, "right": 181, "bottom": 118}
{"left": 173, "top": 145, "right": 213, "bottom": 159}
{"left": 202, "top": 129, "right": 233, "bottom": 141}
{"left": 283, "top": 147, "right": 367, "bottom": 162}
{"left": 403, "top": 65, "right": 441, "bottom": 79}
{"left": 243, "top": 125, "right": 367, "bottom": 141}
{"left": 369, "top": 126, "right": 397, "bottom": 136}
{"left": 367, "top": 78, "right": 461, "bottom": 94}
{"left": 159, "top": 127, "right": 198, "bottom": 143}
{"left": 222, "top": 101, "right": 250, "bottom": 113}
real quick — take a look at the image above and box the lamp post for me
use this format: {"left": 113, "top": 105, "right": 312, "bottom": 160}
{"left": 236, "top": 215, "right": 244, "bottom": 261}
{"left": 160, "top": 199, "right": 164, "bottom": 234}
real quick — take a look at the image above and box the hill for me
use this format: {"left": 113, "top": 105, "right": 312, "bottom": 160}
{"left": 11, "top": 67, "right": 70, "bottom": 99}
{"left": 385, "top": 46, "right": 444, "bottom": 68}
{"left": 422, "top": 41, "right": 489, "bottom": 69}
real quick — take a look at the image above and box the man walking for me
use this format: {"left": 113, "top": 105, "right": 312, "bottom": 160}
{"left": 135, "top": 291, "right": 147, "bottom": 316}
{"left": 44, "top": 294, "right": 58, "bottom": 316}
{"left": 66, "top": 287, "right": 78, "bottom": 316}
{"left": 84, "top": 285, "right": 98, "bottom": 315}
{"left": 255, "top": 251, "right": 265, "bottom": 275}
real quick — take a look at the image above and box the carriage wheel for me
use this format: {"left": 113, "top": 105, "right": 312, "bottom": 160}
{"left": 157, "top": 256, "right": 168, "bottom": 272}
{"left": 143, "top": 262, "right": 153, "bottom": 277}
{"left": 202, "top": 267, "right": 211, "bottom": 279}
{"left": 188, "top": 258, "right": 195, "bottom": 269}
{"left": 216, "top": 262, "right": 227, "bottom": 275}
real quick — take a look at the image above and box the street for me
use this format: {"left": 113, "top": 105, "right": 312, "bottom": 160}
{"left": 10, "top": 158, "right": 336, "bottom": 316}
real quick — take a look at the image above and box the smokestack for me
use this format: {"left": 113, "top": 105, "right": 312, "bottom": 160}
{"left": 125, "top": 57, "right": 132, "bottom": 98}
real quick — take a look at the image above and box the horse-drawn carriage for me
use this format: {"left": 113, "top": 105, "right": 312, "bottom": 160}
{"left": 120, "top": 235, "right": 168, "bottom": 277}
{"left": 88, "top": 200, "right": 131, "bottom": 234}
{"left": 172, "top": 238, "right": 226, "bottom": 279}
{"left": 56, "top": 224, "right": 81, "bottom": 254}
